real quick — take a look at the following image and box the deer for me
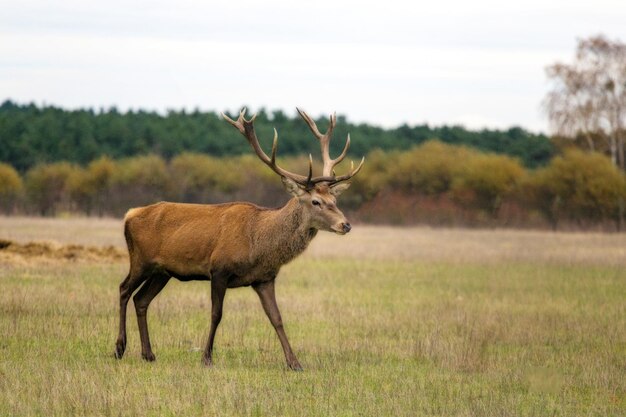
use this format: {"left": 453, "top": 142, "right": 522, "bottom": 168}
{"left": 114, "top": 108, "right": 364, "bottom": 370}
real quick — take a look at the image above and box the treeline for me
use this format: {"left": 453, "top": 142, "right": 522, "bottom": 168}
{"left": 0, "top": 100, "right": 553, "bottom": 172}
{"left": 0, "top": 142, "right": 624, "bottom": 230}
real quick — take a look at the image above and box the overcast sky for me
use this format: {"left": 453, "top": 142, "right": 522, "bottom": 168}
{"left": 2, "top": 0, "right": 626, "bottom": 133}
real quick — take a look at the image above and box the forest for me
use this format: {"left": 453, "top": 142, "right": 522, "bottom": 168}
{"left": 0, "top": 100, "right": 553, "bottom": 172}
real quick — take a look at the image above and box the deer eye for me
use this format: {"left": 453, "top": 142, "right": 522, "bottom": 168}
{"left": 312, "top": 200, "right": 321, "bottom": 207}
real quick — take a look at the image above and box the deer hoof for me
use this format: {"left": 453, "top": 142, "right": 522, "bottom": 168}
{"left": 142, "top": 352, "right": 156, "bottom": 362}
{"left": 114, "top": 340, "right": 126, "bottom": 359}
{"left": 288, "top": 362, "right": 303, "bottom": 371}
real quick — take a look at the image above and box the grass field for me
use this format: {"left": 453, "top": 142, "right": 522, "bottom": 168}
{"left": 0, "top": 216, "right": 625, "bottom": 416}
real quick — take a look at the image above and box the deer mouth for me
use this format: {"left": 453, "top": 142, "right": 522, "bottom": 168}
{"left": 332, "top": 223, "right": 351, "bottom": 235}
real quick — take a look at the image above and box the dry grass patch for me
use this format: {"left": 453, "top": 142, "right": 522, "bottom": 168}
{"left": 0, "top": 239, "right": 125, "bottom": 264}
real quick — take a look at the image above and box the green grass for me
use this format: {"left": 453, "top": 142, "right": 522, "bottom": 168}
{"left": 0, "top": 223, "right": 625, "bottom": 416}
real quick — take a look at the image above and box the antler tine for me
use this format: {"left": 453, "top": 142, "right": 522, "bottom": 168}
{"left": 296, "top": 107, "right": 325, "bottom": 139}
{"left": 222, "top": 108, "right": 309, "bottom": 185}
{"left": 332, "top": 133, "right": 351, "bottom": 167}
{"left": 297, "top": 108, "right": 342, "bottom": 177}
{"left": 271, "top": 128, "right": 278, "bottom": 164}
{"left": 329, "top": 156, "right": 366, "bottom": 184}
{"left": 222, "top": 108, "right": 257, "bottom": 135}
{"left": 306, "top": 154, "right": 313, "bottom": 185}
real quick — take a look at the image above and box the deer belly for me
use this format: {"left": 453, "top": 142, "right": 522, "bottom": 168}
{"left": 226, "top": 265, "right": 278, "bottom": 288}
{"left": 171, "top": 273, "right": 211, "bottom": 282}
{"left": 155, "top": 256, "right": 211, "bottom": 280}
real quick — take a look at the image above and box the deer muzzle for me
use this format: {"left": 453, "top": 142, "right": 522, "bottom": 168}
{"left": 333, "top": 222, "right": 351, "bottom": 235}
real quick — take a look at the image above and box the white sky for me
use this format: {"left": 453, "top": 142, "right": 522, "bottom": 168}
{"left": 2, "top": 0, "right": 626, "bottom": 133}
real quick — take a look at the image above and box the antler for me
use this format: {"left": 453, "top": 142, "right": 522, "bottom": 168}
{"left": 222, "top": 108, "right": 312, "bottom": 185}
{"left": 296, "top": 108, "right": 340, "bottom": 177}
{"left": 222, "top": 108, "right": 364, "bottom": 188}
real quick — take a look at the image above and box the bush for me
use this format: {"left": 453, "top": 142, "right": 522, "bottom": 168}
{"left": 109, "top": 155, "right": 170, "bottom": 214}
{"left": 524, "top": 149, "right": 626, "bottom": 228}
{"left": 230, "top": 155, "right": 287, "bottom": 207}
{"left": 0, "top": 163, "right": 23, "bottom": 213}
{"left": 387, "top": 141, "right": 477, "bottom": 195}
{"left": 452, "top": 153, "right": 525, "bottom": 215}
{"left": 67, "top": 156, "right": 116, "bottom": 216}
{"left": 25, "top": 162, "right": 81, "bottom": 215}
{"left": 169, "top": 153, "right": 245, "bottom": 203}
{"left": 348, "top": 148, "right": 396, "bottom": 203}
{"left": 2, "top": 146, "right": 626, "bottom": 229}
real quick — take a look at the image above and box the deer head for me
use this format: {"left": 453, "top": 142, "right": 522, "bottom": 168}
{"left": 223, "top": 108, "right": 364, "bottom": 234}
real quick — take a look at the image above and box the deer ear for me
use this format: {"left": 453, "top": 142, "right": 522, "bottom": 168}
{"left": 330, "top": 182, "right": 350, "bottom": 196}
{"left": 282, "top": 177, "right": 306, "bottom": 197}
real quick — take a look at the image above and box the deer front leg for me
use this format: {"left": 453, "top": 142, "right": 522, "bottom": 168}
{"left": 253, "top": 279, "right": 303, "bottom": 371}
{"left": 202, "top": 277, "right": 227, "bottom": 367}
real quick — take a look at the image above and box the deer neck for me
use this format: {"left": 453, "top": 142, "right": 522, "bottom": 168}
{"left": 283, "top": 197, "right": 318, "bottom": 237}
{"left": 256, "top": 198, "right": 317, "bottom": 266}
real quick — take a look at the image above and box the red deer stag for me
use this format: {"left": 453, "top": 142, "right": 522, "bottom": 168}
{"left": 114, "top": 108, "right": 364, "bottom": 370}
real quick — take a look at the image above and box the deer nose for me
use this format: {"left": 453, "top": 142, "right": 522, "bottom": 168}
{"left": 342, "top": 223, "right": 352, "bottom": 233}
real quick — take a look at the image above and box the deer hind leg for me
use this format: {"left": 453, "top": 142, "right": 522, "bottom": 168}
{"left": 253, "top": 279, "right": 303, "bottom": 371}
{"left": 115, "top": 267, "right": 148, "bottom": 359}
{"left": 133, "top": 272, "right": 170, "bottom": 361}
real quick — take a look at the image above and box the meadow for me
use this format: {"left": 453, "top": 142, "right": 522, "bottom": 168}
{"left": 0, "top": 216, "right": 625, "bottom": 416}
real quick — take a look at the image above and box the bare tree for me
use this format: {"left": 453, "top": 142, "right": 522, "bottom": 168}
{"left": 544, "top": 35, "right": 626, "bottom": 170}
